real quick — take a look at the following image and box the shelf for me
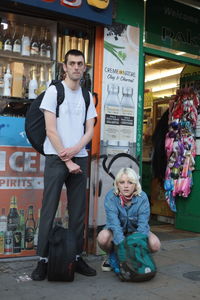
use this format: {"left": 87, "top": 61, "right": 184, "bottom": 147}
{"left": 0, "top": 50, "right": 54, "bottom": 65}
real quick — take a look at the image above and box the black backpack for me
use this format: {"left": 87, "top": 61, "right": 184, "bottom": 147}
{"left": 25, "top": 80, "right": 90, "bottom": 155}
{"left": 47, "top": 225, "right": 77, "bottom": 282}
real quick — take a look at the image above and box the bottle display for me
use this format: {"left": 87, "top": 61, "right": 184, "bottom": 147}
{"left": 63, "top": 29, "right": 71, "bottom": 58}
{"left": 70, "top": 31, "right": 77, "bottom": 50}
{"left": 119, "top": 87, "right": 134, "bottom": 150}
{"left": 46, "top": 29, "right": 52, "bottom": 59}
{"left": 28, "top": 66, "right": 38, "bottom": 99}
{"left": 25, "top": 205, "right": 35, "bottom": 250}
{"left": 21, "top": 24, "right": 30, "bottom": 56}
{"left": 3, "top": 64, "right": 12, "bottom": 97}
{"left": 84, "top": 35, "right": 89, "bottom": 64}
{"left": 103, "top": 84, "right": 121, "bottom": 152}
{"left": 7, "top": 196, "right": 20, "bottom": 232}
{"left": 77, "top": 32, "right": 84, "bottom": 52}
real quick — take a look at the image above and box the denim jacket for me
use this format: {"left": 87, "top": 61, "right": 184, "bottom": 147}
{"left": 104, "top": 189, "right": 150, "bottom": 245}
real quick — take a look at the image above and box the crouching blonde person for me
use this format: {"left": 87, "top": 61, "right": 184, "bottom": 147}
{"left": 97, "top": 167, "right": 161, "bottom": 272}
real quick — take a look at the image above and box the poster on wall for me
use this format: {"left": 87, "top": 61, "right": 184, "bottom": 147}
{"left": 101, "top": 23, "right": 139, "bottom": 156}
{"left": 0, "top": 116, "right": 67, "bottom": 257}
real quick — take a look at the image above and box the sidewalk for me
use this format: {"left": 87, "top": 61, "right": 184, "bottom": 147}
{"left": 0, "top": 237, "right": 200, "bottom": 300}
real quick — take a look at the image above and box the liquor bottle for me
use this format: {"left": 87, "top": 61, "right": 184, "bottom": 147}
{"left": 70, "top": 31, "right": 77, "bottom": 50}
{"left": 77, "top": 32, "right": 84, "bottom": 52}
{"left": 0, "top": 231, "right": 4, "bottom": 254}
{"left": 0, "top": 208, "right": 7, "bottom": 232}
{"left": 84, "top": 35, "right": 89, "bottom": 64}
{"left": 4, "top": 231, "right": 13, "bottom": 255}
{"left": 3, "top": 64, "right": 12, "bottom": 97}
{"left": 34, "top": 208, "right": 40, "bottom": 249}
{"left": 119, "top": 87, "right": 134, "bottom": 151}
{"left": 21, "top": 24, "right": 30, "bottom": 56}
{"left": 12, "top": 24, "right": 22, "bottom": 54}
{"left": 39, "top": 27, "right": 47, "bottom": 57}
{"left": 28, "top": 66, "right": 38, "bottom": 99}
{"left": 0, "top": 24, "right": 4, "bottom": 50}
{"left": 13, "top": 230, "right": 22, "bottom": 253}
{"left": 46, "top": 29, "right": 52, "bottom": 59}
{"left": 103, "top": 84, "right": 121, "bottom": 153}
{"left": 0, "top": 64, "right": 4, "bottom": 96}
{"left": 19, "top": 209, "right": 25, "bottom": 250}
{"left": 3, "top": 21, "right": 12, "bottom": 52}
{"left": 63, "top": 29, "right": 70, "bottom": 57}
{"left": 30, "top": 26, "right": 39, "bottom": 56}
{"left": 37, "top": 66, "right": 46, "bottom": 94}
{"left": 46, "top": 67, "right": 52, "bottom": 88}
{"left": 25, "top": 205, "right": 35, "bottom": 250}
{"left": 7, "top": 196, "right": 20, "bottom": 232}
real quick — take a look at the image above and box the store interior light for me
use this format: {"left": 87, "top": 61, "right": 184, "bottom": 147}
{"left": 145, "top": 52, "right": 186, "bottom": 67}
{"left": 145, "top": 67, "right": 184, "bottom": 82}
{"left": 152, "top": 83, "right": 178, "bottom": 92}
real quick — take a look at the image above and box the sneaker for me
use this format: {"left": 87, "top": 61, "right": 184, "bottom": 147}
{"left": 101, "top": 257, "right": 112, "bottom": 272}
{"left": 75, "top": 257, "right": 97, "bottom": 276}
{"left": 31, "top": 260, "right": 48, "bottom": 281}
{"left": 108, "top": 252, "right": 120, "bottom": 274}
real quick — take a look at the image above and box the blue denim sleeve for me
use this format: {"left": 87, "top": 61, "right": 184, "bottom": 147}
{"left": 104, "top": 190, "right": 125, "bottom": 245}
{"left": 136, "top": 191, "right": 150, "bottom": 236}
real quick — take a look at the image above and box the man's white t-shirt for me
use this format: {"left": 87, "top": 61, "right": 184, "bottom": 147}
{"left": 40, "top": 81, "right": 97, "bottom": 157}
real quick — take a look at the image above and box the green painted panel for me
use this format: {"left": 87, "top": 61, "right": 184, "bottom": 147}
{"left": 115, "top": 0, "right": 144, "bottom": 27}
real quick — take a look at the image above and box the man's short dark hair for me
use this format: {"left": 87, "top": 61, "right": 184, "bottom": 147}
{"left": 64, "top": 49, "right": 85, "bottom": 64}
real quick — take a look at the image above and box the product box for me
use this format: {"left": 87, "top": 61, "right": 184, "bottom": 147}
{"left": 10, "top": 62, "right": 24, "bottom": 98}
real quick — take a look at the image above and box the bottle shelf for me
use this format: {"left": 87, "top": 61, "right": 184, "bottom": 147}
{"left": 0, "top": 50, "right": 54, "bottom": 65}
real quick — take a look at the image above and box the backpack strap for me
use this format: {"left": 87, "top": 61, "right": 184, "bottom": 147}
{"left": 49, "top": 80, "right": 65, "bottom": 117}
{"left": 81, "top": 87, "right": 90, "bottom": 132}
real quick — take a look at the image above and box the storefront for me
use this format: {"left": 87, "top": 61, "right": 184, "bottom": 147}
{"left": 0, "top": 0, "right": 112, "bottom": 258}
{"left": 88, "top": 0, "right": 200, "bottom": 254}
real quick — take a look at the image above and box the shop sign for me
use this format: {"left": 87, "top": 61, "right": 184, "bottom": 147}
{"left": 7, "top": 0, "right": 112, "bottom": 25}
{"left": 146, "top": 0, "right": 200, "bottom": 56}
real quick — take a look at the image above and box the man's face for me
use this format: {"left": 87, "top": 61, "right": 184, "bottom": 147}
{"left": 63, "top": 55, "right": 86, "bottom": 82}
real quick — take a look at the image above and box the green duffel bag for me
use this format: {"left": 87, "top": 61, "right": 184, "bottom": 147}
{"left": 116, "top": 232, "right": 157, "bottom": 282}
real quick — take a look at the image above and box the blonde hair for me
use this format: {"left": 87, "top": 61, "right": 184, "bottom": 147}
{"left": 114, "top": 167, "right": 141, "bottom": 196}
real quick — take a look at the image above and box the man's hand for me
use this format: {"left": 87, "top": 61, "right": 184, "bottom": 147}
{"left": 59, "top": 146, "right": 80, "bottom": 161}
{"left": 65, "top": 160, "right": 82, "bottom": 174}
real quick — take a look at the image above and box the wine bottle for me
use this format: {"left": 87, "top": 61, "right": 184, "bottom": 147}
{"left": 30, "top": 26, "right": 39, "bottom": 56}
{"left": 21, "top": 24, "right": 30, "bottom": 56}
{"left": 0, "top": 24, "right": 4, "bottom": 51}
{"left": 25, "top": 205, "right": 35, "bottom": 250}
{"left": 12, "top": 24, "right": 22, "bottom": 54}
{"left": 28, "top": 66, "right": 38, "bottom": 99}
{"left": 19, "top": 209, "right": 25, "bottom": 250}
{"left": 3, "top": 21, "right": 12, "bottom": 52}
{"left": 46, "top": 29, "right": 52, "bottom": 59}
{"left": 7, "top": 196, "right": 20, "bottom": 232}
{"left": 3, "top": 64, "right": 12, "bottom": 97}
{"left": 39, "top": 27, "right": 47, "bottom": 57}
{"left": 37, "top": 66, "right": 46, "bottom": 94}
{"left": 46, "top": 67, "right": 52, "bottom": 88}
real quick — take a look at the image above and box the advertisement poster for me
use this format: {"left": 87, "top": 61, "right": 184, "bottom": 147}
{"left": 89, "top": 24, "right": 140, "bottom": 242}
{"left": 0, "top": 116, "right": 67, "bottom": 257}
{"left": 101, "top": 24, "right": 139, "bottom": 156}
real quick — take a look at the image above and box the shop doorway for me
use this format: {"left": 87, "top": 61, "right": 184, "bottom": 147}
{"left": 142, "top": 54, "right": 200, "bottom": 240}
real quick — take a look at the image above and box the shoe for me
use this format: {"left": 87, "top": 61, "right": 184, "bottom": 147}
{"left": 75, "top": 257, "right": 97, "bottom": 276}
{"left": 101, "top": 257, "right": 112, "bottom": 272}
{"left": 31, "top": 260, "right": 48, "bottom": 281}
{"left": 108, "top": 252, "right": 120, "bottom": 274}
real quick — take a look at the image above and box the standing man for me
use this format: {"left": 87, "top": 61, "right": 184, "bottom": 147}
{"left": 31, "top": 49, "right": 97, "bottom": 280}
